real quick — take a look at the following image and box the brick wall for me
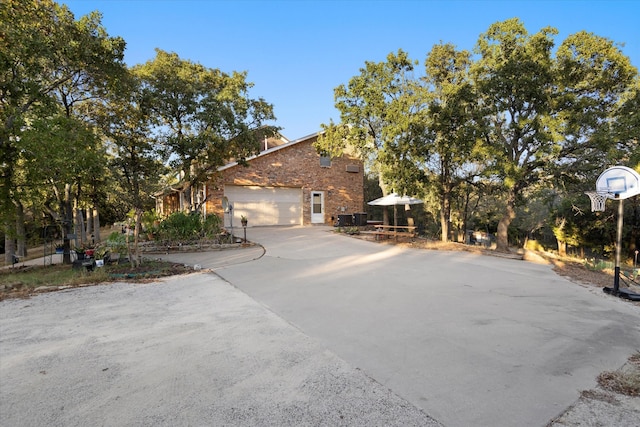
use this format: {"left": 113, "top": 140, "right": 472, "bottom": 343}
{"left": 206, "top": 134, "right": 364, "bottom": 225}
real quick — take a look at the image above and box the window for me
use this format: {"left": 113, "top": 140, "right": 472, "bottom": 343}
{"left": 319, "top": 153, "right": 331, "bottom": 167}
{"left": 312, "top": 193, "right": 322, "bottom": 214}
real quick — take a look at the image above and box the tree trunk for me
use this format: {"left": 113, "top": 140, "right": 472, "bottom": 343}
{"left": 63, "top": 184, "right": 73, "bottom": 264}
{"left": 1, "top": 142, "right": 17, "bottom": 264}
{"left": 4, "top": 222, "right": 16, "bottom": 265}
{"left": 405, "top": 204, "right": 414, "bottom": 227}
{"left": 440, "top": 166, "right": 452, "bottom": 242}
{"left": 76, "top": 207, "right": 86, "bottom": 245}
{"left": 496, "top": 189, "right": 517, "bottom": 253}
{"left": 440, "top": 192, "right": 451, "bottom": 242}
{"left": 125, "top": 223, "right": 132, "bottom": 268}
{"left": 15, "top": 201, "right": 27, "bottom": 257}
{"left": 378, "top": 172, "right": 390, "bottom": 225}
{"left": 557, "top": 240, "right": 567, "bottom": 256}
{"left": 92, "top": 208, "right": 101, "bottom": 244}
{"left": 183, "top": 180, "right": 193, "bottom": 212}
{"left": 85, "top": 208, "right": 93, "bottom": 245}
{"left": 134, "top": 208, "right": 142, "bottom": 267}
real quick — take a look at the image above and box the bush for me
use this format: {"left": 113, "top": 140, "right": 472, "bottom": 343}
{"left": 202, "top": 214, "right": 222, "bottom": 239}
{"left": 155, "top": 212, "right": 222, "bottom": 242}
{"left": 105, "top": 232, "right": 127, "bottom": 255}
{"left": 141, "top": 209, "right": 161, "bottom": 233}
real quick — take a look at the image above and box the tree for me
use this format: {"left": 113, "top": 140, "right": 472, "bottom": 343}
{"left": 95, "top": 73, "right": 166, "bottom": 267}
{"left": 609, "top": 79, "right": 640, "bottom": 166}
{"left": 0, "top": 0, "right": 125, "bottom": 263}
{"left": 318, "top": 47, "right": 481, "bottom": 240}
{"left": 472, "top": 18, "right": 636, "bottom": 252}
{"left": 388, "top": 43, "right": 479, "bottom": 241}
{"left": 316, "top": 50, "right": 419, "bottom": 224}
{"left": 134, "top": 50, "right": 278, "bottom": 212}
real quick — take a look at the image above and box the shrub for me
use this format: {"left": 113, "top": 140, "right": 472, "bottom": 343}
{"left": 141, "top": 209, "right": 161, "bottom": 233}
{"left": 524, "top": 239, "right": 544, "bottom": 252}
{"left": 202, "top": 214, "right": 222, "bottom": 239}
{"left": 155, "top": 212, "right": 222, "bottom": 242}
{"left": 102, "top": 232, "right": 127, "bottom": 255}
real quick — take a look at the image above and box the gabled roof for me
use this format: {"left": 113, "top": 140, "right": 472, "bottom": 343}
{"left": 218, "top": 131, "right": 321, "bottom": 172}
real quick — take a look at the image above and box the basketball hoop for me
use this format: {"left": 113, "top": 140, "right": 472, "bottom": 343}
{"left": 591, "top": 166, "right": 640, "bottom": 298}
{"left": 585, "top": 191, "right": 607, "bottom": 212}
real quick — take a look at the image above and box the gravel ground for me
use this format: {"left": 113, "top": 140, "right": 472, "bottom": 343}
{"left": 548, "top": 358, "right": 640, "bottom": 426}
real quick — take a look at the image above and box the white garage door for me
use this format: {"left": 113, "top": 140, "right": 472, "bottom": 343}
{"left": 224, "top": 185, "right": 302, "bottom": 226}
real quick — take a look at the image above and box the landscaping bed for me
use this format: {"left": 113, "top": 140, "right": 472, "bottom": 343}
{"left": 0, "top": 260, "right": 192, "bottom": 301}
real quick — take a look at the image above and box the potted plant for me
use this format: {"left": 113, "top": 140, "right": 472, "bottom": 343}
{"left": 240, "top": 215, "right": 248, "bottom": 227}
{"left": 74, "top": 247, "right": 86, "bottom": 260}
{"left": 94, "top": 247, "right": 110, "bottom": 267}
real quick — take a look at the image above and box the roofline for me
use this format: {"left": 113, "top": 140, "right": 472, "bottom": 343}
{"left": 218, "top": 130, "right": 323, "bottom": 172}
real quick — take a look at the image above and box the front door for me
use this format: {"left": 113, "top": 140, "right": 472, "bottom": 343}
{"left": 311, "top": 191, "right": 324, "bottom": 224}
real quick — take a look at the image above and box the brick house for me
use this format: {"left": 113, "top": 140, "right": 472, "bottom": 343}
{"left": 156, "top": 132, "right": 364, "bottom": 227}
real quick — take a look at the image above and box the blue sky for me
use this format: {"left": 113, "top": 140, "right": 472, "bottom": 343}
{"left": 63, "top": 0, "right": 639, "bottom": 140}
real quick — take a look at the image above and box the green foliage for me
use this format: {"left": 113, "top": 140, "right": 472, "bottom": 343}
{"left": 584, "top": 258, "right": 615, "bottom": 271}
{"left": 94, "top": 246, "right": 109, "bottom": 260}
{"left": 335, "top": 227, "right": 360, "bottom": 235}
{"left": 133, "top": 49, "right": 279, "bottom": 211}
{"left": 1, "top": 0, "right": 126, "bottom": 262}
{"left": 141, "top": 210, "right": 161, "bottom": 232}
{"left": 0, "top": 260, "right": 184, "bottom": 290}
{"left": 316, "top": 49, "right": 419, "bottom": 183}
{"left": 157, "top": 212, "right": 201, "bottom": 241}
{"left": 95, "top": 70, "right": 166, "bottom": 213}
{"left": 0, "top": 264, "right": 110, "bottom": 289}
{"left": 155, "top": 212, "right": 221, "bottom": 242}
{"left": 105, "top": 232, "right": 127, "bottom": 255}
{"left": 322, "top": 19, "right": 638, "bottom": 251}
{"left": 471, "top": 18, "right": 636, "bottom": 251}
{"left": 202, "top": 215, "right": 222, "bottom": 239}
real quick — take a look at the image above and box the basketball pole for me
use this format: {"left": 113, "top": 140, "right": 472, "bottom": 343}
{"left": 613, "top": 197, "right": 623, "bottom": 295}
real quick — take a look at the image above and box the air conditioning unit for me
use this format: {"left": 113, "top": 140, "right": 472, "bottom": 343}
{"left": 345, "top": 164, "right": 359, "bottom": 173}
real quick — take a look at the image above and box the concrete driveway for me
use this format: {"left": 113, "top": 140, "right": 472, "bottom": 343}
{"left": 2, "top": 226, "right": 639, "bottom": 426}
{"left": 215, "top": 226, "right": 640, "bottom": 427}
{"left": 0, "top": 237, "right": 440, "bottom": 427}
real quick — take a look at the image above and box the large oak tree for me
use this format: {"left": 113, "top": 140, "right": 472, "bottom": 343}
{"left": 316, "top": 50, "right": 420, "bottom": 225}
{"left": 472, "top": 18, "right": 636, "bottom": 252}
{"left": 1, "top": 0, "right": 125, "bottom": 263}
{"left": 134, "top": 50, "right": 278, "bottom": 212}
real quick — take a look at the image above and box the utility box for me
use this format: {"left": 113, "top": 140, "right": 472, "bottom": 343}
{"left": 337, "top": 214, "right": 353, "bottom": 227}
{"left": 353, "top": 212, "right": 367, "bottom": 226}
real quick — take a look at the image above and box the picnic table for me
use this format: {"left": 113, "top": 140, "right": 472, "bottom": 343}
{"left": 362, "top": 224, "right": 417, "bottom": 241}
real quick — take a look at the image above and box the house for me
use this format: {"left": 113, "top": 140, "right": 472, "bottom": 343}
{"left": 156, "top": 132, "right": 364, "bottom": 227}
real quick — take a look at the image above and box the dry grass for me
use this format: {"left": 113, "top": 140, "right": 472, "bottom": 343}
{"left": 597, "top": 352, "right": 640, "bottom": 397}
{"left": 0, "top": 260, "right": 191, "bottom": 301}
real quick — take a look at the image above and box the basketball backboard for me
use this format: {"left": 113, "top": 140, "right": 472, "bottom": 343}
{"left": 595, "top": 166, "right": 640, "bottom": 200}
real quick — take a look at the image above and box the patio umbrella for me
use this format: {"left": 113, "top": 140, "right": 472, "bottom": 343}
{"left": 367, "top": 193, "right": 423, "bottom": 227}
{"left": 367, "top": 193, "right": 423, "bottom": 206}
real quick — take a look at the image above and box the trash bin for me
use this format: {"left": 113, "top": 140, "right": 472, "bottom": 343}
{"left": 337, "top": 214, "right": 353, "bottom": 227}
{"left": 353, "top": 212, "right": 367, "bottom": 226}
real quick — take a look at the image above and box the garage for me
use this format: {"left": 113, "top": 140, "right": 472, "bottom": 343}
{"left": 224, "top": 185, "right": 302, "bottom": 226}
